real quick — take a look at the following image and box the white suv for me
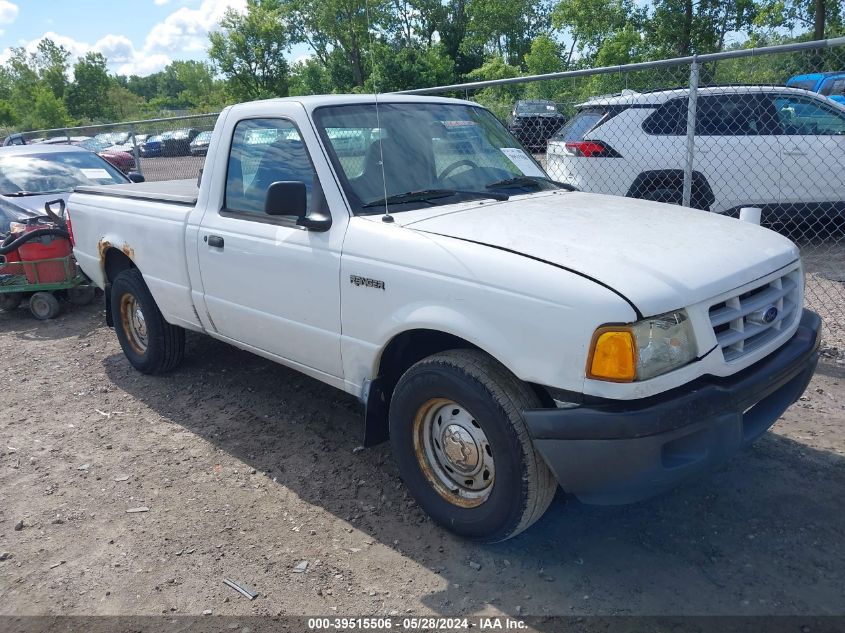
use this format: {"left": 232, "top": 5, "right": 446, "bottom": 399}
{"left": 546, "top": 86, "right": 845, "bottom": 221}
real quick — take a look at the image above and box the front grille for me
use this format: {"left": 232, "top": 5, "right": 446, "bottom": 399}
{"left": 708, "top": 269, "right": 801, "bottom": 362}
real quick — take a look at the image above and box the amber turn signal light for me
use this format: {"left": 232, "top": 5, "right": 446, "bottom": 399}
{"left": 587, "top": 327, "right": 637, "bottom": 382}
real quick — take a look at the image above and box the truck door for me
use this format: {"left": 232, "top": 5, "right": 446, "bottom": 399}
{"left": 196, "top": 116, "right": 345, "bottom": 378}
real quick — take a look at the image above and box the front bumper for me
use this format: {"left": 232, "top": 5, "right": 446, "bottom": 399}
{"left": 525, "top": 309, "right": 821, "bottom": 504}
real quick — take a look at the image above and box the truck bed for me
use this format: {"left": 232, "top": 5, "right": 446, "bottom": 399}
{"left": 73, "top": 178, "right": 198, "bottom": 206}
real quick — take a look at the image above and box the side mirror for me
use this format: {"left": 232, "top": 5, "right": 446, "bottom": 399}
{"left": 265, "top": 181, "right": 308, "bottom": 218}
{"left": 128, "top": 171, "right": 145, "bottom": 183}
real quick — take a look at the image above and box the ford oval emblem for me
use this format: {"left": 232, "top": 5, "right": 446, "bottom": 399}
{"left": 762, "top": 306, "right": 778, "bottom": 324}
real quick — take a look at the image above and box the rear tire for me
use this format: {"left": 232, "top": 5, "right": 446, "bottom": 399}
{"left": 29, "top": 292, "right": 60, "bottom": 320}
{"left": 0, "top": 293, "right": 23, "bottom": 312}
{"left": 111, "top": 268, "right": 184, "bottom": 374}
{"left": 389, "top": 349, "right": 557, "bottom": 542}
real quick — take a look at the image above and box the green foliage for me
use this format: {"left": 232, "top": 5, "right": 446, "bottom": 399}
{"left": 0, "top": 0, "right": 841, "bottom": 134}
{"left": 31, "top": 84, "right": 71, "bottom": 129}
{"left": 208, "top": 0, "right": 291, "bottom": 100}
{"left": 65, "top": 52, "right": 112, "bottom": 121}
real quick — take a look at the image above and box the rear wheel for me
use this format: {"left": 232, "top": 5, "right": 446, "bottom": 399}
{"left": 111, "top": 268, "right": 184, "bottom": 374}
{"left": 389, "top": 349, "right": 557, "bottom": 542}
{"left": 29, "top": 292, "right": 61, "bottom": 320}
{"left": 0, "top": 293, "right": 23, "bottom": 312}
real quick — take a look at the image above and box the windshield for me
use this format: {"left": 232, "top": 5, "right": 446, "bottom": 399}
{"left": 313, "top": 102, "right": 558, "bottom": 214}
{"left": 516, "top": 101, "right": 557, "bottom": 114}
{"left": 552, "top": 108, "right": 607, "bottom": 141}
{"left": 78, "top": 139, "right": 111, "bottom": 152}
{"left": 0, "top": 151, "right": 127, "bottom": 195}
{"left": 787, "top": 78, "right": 818, "bottom": 92}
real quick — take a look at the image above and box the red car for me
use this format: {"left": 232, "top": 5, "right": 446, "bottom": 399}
{"left": 76, "top": 139, "right": 136, "bottom": 173}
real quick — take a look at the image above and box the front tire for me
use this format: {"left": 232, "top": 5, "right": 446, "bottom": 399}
{"left": 111, "top": 268, "right": 184, "bottom": 374}
{"left": 389, "top": 349, "right": 557, "bottom": 542}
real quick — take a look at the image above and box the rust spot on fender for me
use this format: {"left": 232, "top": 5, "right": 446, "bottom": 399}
{"left": 97, "top": 239, "right": 112, "bottom": 277}
{"left": 97, "top": 239, "right": 135, "bottom": 279}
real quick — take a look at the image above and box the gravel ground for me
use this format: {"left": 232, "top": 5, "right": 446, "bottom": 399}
{"left": 0, "top": 302, "right": 843, "bottom": 621}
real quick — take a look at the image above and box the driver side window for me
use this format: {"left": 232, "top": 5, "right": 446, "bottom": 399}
{"left": 774, "top": 95, "right": 845, "bottom": 136}
{"left": 225, "top": 118, "right": 316, "bottom": 215}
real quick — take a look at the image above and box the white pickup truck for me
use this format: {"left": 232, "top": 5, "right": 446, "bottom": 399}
{"left": 68, "top": 95, "right": 820, "bottom": 542}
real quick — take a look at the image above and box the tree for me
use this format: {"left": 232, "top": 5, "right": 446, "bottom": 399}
{"left": 462, "top": 0, "right": 551, "bottom": 66}
{"left": 65, "top": 52, "right": 113, "bottom": 121}
{"left": 551, "top": 0, "right": 643, "bottom": 66}
{"left": 31, "top": 85, "right": 71, "bottom": 129}
{"left": 34, "top": 39, "right": 71, "bottom": 100}
{"left": 523, "top": 34, "right": 562, "bottom": 99}
{"left": 366, "top": 42, "right": 455, "bottom": 92}
{"left": 754, "top": 0, "right": 844, "bottom": 40}
{"left": 208, "top": 0, "right": 291, "bottom": 100}
{"left": 645, "top": 0, "right": 758, "bottom": 57}
{"left": 287, "top": 0, "right": 393, "bottom": 89}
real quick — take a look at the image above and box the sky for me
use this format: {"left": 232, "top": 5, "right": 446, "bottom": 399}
{"left": 0, "top": 0, "right": 311, "bottom": 76}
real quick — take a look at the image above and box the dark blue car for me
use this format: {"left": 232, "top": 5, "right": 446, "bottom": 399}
{"left": 140, "top": 134, "right": 166, "bottom": 158}
{"left": 787, "top": 72, "right": 845, "bottom": 105}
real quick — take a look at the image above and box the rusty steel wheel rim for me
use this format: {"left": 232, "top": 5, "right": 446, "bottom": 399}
{"left": 412, "top": 398, "right": 495, "bottom": 508}
{"left": 119, "top": 293, "right": 148, "bottom": 354}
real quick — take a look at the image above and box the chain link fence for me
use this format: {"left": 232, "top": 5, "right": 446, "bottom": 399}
{"left": 7, "top": 113, "right": 220, "bottom": 183}
{"left": 401, "top": 37, "right": 845, "bottom": 348}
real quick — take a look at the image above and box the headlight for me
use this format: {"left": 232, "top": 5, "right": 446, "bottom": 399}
{"left": 587, "top": 310, "right": 697, "bottom": 382}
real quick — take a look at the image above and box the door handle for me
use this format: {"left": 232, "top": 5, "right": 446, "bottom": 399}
{"left": 206, "top": 235, "right": 224, "bottom": 248}
{"left": 782, "top": 149, "right": 807, "bottom": 156}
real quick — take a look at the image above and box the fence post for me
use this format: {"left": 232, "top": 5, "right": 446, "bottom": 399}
{"left": 129, "top": 128, "right": 143, "bottom": 177}
{"left": 682, "top": 56, "right": 699, "bottom": 208}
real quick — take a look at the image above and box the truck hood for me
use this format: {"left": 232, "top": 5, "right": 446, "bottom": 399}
{"left": 400, "top": 191, "right": 799, "bottom": 316}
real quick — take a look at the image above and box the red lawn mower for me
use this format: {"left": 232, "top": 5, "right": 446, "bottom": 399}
{"left": 0, "top": 199, "right": 96, "bottom": 319}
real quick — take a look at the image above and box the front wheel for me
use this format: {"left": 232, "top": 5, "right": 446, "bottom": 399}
{"left": 111, "top": 268, "right": 184, "bottom": 374}
{"left": 389, "top": 350, "right": 557, "bottom": 542}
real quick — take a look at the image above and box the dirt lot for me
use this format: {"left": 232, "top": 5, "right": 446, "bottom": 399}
{"left": 0, "top": 302, "right": 843, "bottom": 620}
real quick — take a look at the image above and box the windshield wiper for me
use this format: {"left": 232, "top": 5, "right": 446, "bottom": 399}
{"left": 362, "top": 188, "right": 508, "bottom": 209}
{"left": 486, "top": 176, "right": 577, "bottom": 191}
{"left": 3, "top": 189, "right": 67, "bottom": 197}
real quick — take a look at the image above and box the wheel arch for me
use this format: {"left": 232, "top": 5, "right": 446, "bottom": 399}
{"left": 362, "top": 328, "right": 553, "bottom": 447}
{"left": 102, "top": 246, "right": 136, "bottom": 327}
{"left": 627, "top": 169, "right": 715, "bottom": 211}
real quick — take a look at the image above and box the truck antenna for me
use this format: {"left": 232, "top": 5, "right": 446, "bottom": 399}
{"left": 364, "top": 0, "right": 393, "bottom": 223}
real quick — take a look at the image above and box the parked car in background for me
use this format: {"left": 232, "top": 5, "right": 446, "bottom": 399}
{"left": 41, "top": 136, "right": 92, "bottom": 145}
{"left": 546, "top": 85, "right": 845, "bottom": 223}
{"left": 0, "top": 196, "right": 40, "bottom": 233}
{"left": 0, "top": 145, "right": 134, "bottom": 215}
{"left": 507, "top": 99, "right": 567, "bottom": 152}
{"left": 162, "top": 128, "right": 200, "bottom": 156}
{"left": 141, "top": 134, "right": 166, "bottom": 158}
{"left": 189, "top": 130, "right": 212, "bottom": 156}
{"left": 787, "top": 72, "right": 845, "bottom": 105}
{"left": 36, "top": 136, "right": 136, "bottom": 174}
{"left": 94, "top": 131, "right": 131, "bottom": 146}
{"left": 77, "top": 139, "right": 137, "bottom": 173}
